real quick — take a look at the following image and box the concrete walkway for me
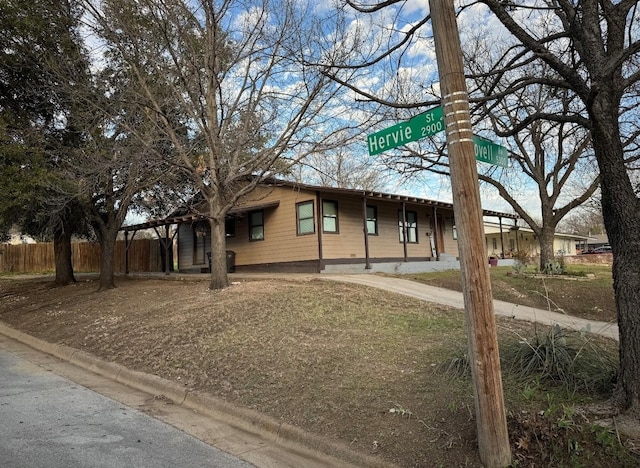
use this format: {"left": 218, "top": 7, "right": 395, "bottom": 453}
{"left": 322, "top": 275, "right": 619, "bottom": 341}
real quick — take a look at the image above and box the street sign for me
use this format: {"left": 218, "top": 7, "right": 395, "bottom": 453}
{"left": 367, "top": 106, "right": 509, "bottom": 168}
{"left": 472, "top": 136, "right": 509, "bottom": 168}
{"left": 367, "top": 106, "right": 444, "bottom": 155}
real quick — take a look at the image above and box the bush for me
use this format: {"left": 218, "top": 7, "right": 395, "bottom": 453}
{"left": 502, "top": 324, "right": 617, "bottom": 395}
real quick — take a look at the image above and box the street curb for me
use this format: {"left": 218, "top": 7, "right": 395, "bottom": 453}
{"left": 0, "top": 322, "right": 394, "bottom": 468}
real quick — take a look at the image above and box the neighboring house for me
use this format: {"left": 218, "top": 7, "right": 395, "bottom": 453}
{"left": 483, "top": 222, "right": 589, "bottom": 258}
{"left": 123, "top": 180, "right": 518, "bottom": 274}
{"left": 6, "top": 227, "right": 36, "bottom": 245}
{"left": 581, "top": 233, "right": 610, "bottom": 251}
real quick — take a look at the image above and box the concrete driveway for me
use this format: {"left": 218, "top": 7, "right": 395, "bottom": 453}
{"left": 322, "top": 275, "right": 619, "bottom": 341}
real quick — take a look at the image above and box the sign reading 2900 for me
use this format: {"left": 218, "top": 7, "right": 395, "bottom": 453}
{"left": 367, "top": 106, "right": 444, "bottom": 156}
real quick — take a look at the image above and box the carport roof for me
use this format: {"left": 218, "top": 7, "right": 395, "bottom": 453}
{"left": 120, "top": 201, "right": 280, "bottom": 232}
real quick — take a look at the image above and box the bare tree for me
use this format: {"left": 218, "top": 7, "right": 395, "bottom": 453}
{"left": 341, "top": 0, "right": 640, "bottom": 415}
{"left": 559, "top": 205, "right": 605, "bottom": 237}
{"left": 293, "top": 146, "right": 391, "bottom": 191}
{"left": 82, "top": 0, "right": 353, "bottom": 289}
{"left": 474, "top": 80, "right": 600, "bottom": 268}
{"left": 477, "top": 0, "right": 640, "bottom": 413}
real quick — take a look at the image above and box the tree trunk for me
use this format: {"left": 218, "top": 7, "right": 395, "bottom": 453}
{"left": 97, "top": 229, "right": 118, "bottom": 290}
{"left": 590, "top": 97, "right": 640, "bottom": 413}
{"left": 208, "top": 215, "right": 229, "bottom": 290}
{"left": 53, "top": 226, "right": 76, "bottom": 286}
{"left": 538, "top": 227, "right": 557, "bottom": 272}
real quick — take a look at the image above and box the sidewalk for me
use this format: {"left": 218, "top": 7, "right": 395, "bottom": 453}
{"left": 322, "top": 274, "right": 619, "bottom": 341}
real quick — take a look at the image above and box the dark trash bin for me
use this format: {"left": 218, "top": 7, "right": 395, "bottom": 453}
{"left": 489, "top": 257, "right": 498, "bottom": 267}
{"left": 207, "top": 251, "right": 236, "bottom": 273}
{"left": 226, "top": 250, "right": 235, "bottom": 273}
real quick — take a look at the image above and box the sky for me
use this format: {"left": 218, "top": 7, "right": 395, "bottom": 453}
{"left": 325, "top": 0, "right": 599, "bottom": 220}
{"left": 82, "top": 0, "right": 601, "bottom": 224}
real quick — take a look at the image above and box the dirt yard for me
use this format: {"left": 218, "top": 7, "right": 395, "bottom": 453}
{"left": 0, "top": 274, "right": 636, "bottom": 467}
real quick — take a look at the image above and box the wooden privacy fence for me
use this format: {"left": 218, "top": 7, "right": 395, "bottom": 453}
{"left": 0, "top": 239, "right": 164, "bottom": 274}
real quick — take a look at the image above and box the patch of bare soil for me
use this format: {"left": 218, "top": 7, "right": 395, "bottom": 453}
{"left": 0, "top": 276, "right": 637, "bottom": 467}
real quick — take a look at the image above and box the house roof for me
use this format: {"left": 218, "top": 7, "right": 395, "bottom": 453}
{"left": 120, "top": 179, "right": 517, "bottom": 232}
{"left": 264, "top": 179, "right": 518, "bottom": 219}
{"left": 483, "top": 222, "right": 591, "bottom": 240}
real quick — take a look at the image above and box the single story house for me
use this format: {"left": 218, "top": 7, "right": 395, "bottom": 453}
{"left": 483, "top": 222, "right": 590, "bottom": 258}
{"left": 122, "top": 180, "right": 518, "bottom": 274}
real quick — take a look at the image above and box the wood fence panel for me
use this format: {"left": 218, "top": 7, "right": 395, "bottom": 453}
{"left": 1, "top": 239, "right": 164, "bottom": 274}
{"left": 73, "top": 242, "right": 102, "bottom": 272}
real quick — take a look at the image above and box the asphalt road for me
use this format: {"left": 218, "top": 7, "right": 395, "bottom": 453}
{"left": 0, "top": 347, "right": 253, "bottom": 468}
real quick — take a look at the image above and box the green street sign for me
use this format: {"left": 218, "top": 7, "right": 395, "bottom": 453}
{"left": 367, "top": 106, "right": 444, "bottom": 156}
{"left": 472, "top": 136, "right": 509, "bottom": 168}
{"left": 367, "top": 106, "right": 509, "bottom": 167}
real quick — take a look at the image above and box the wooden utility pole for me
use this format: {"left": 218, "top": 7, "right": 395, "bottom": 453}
{"left": 428, "top": 0, "right": 511, "bottom": 466}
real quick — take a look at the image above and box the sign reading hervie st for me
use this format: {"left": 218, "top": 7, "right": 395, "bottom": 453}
{"left": 367, "top": 106, "right": 444, "bottom": 156}
{"left": 367, "top": 106, "right": 509, "bottom": 168}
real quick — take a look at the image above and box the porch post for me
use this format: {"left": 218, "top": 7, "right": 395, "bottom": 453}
{"left": 124, "top": 230, "right": 129, "bottom": 275}
{"left": 401, "top": 202, "right": 408, "bottom": 261}
{"left": 362, "top": 196, "right": 371, "bottom": 269}
{"left": 316, "top": 191, "right": 324, "bottom": 272}
{"left": 124, "top": 229, "right": 137, "bottom": 275}
{"left": 164, "top": 225, "right": 171, "bottom": 275}
{"left": 499, "top": 216, "right": 505, "bottom": 258}
{"left": 432, "top": 207, "right": 440, "bottom": 261}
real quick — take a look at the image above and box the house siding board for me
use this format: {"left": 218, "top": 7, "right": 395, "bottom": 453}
{"left": 441, "top": 217, "right": 459, "bottom": 255}
{"left": 231, "top": 186, "right": 319, "bottom": 266}
{"left": 366, "top": 202, "right": 406, "bottom": 258}
{"left": 320, "top": 196, "right": 365, "bottom": 259}
{"left": 178, "top": 223, "right": 195, "bottom": 269}
{"left": 174, "top": 184, "right": 472, "bottom": 272}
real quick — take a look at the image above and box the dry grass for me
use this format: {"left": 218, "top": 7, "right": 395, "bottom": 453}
{"left": 0, "top": 274, "right": 635, "bottom": 467}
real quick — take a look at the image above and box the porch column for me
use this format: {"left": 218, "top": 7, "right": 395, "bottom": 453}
{"left": 499, "top": 216, "right": 505, "bottom": 258}
{"left": 362, "top": 197, "right": 371, "bottom": 269}
{"left": 164, "top": 225, "right": 171, "bottom": 275}
{"left": 432, "top": 206, "right": 440, "bottom": 261}
{"left": 401, "top": 202, "right": 408, "bottom": 261}
{"left": 124, "top": 230, "right": 138, "bottom": 275}
{"left": 125, "top": 231, "right": 129, "bottom": 275}
{"left": 316, "top": 191, "right": 324, "bottom": 272}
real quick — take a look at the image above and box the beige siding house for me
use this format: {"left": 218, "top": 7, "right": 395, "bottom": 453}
{"left": 164, "top": 180, "right": 516, "bottom": 274}
{"left": 483, "top": 222, "right": 588, "bottom": 259}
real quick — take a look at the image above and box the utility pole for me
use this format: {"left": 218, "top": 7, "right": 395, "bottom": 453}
{"left": 428, "top": 0, "right": 511, "bottom": 466}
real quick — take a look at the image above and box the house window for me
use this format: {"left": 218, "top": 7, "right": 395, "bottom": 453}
{"left": 398, "top": 210, "right": 418, "bottom": 243}
{"left": 492, "top": 237, "right": 498, "bottom": 251}
{"left": 249, "top": 210, "right": 264, "bottom": 241}
{"left": 225, "top": 217, "right": 235, "bottom": 238}
{"left": 322, "top": 200, "right": 339, "bottom": 233}
{"left": 509, "top": 239, "right": 516, "bottom": 251}
{"left": 366, "top": 205, "right": 378, "bottom": 235}
{"left": 297, "top": 201, "right": 315, "bottom": 235}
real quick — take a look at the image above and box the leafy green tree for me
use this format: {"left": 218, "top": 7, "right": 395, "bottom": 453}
{"left": 0, "top": 0, "right": 90, "bottom": 285}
